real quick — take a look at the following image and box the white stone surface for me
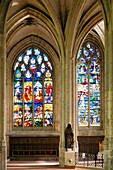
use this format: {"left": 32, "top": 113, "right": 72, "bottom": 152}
{"left": 65, "top": 151, "right": 75, "bottom": 166}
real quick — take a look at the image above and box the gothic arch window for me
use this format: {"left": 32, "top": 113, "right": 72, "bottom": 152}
{"left": 13, "top": 47, "right": 53, "bottom": 127}
{"left": 77, "top": 42, "right": 101, "bottom": 127}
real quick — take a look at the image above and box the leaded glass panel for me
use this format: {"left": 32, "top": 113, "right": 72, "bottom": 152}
{"left": 77, "top": 42, "right": 101, "bottom": 127}
{"left": 13, "top": 47, "right": 53, "bottom": 127}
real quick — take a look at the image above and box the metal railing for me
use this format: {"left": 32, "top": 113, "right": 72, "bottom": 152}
{"left": 75, "top": 152, "right": 104, "bottom": 168}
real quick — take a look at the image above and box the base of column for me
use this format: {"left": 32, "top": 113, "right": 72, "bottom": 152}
{"left": 65, "top": 151, "right": 75, "bottom": 167}
{"left": 103, "top": 137, "right": 113, "bottom": 170}
{"left": 59, "top": 144, "right": 65, "bottom": 167}
{"left": 1, "top": 140, "right": 7, "bottom": 170}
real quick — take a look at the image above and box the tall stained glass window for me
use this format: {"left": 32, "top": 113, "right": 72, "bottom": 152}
{"left": 13, "top": 47, "right": 53, "bottom": 127}
{"left": 77, "top": 42, "right": 101, "bottom": 127}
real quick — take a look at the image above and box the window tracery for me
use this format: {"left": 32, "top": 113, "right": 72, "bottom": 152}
{"left": 13, "top": 47, "right": 53, "bottom": 127}
{"left": 77, "top": 42, "right": 101, "bottom": 127}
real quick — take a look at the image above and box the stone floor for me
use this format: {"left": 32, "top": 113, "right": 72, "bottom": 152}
{"left": 7, "top": 160, "right": 103, "bottom": 170}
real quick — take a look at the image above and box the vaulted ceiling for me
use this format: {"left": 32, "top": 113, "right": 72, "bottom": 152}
{"left": 6, "top": 0, "right": 104, "bottom": 56}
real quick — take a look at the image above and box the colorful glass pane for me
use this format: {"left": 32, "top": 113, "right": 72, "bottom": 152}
{"left": 24, "top": 103, "right": 33, "bottom": 127}
{"left": 77, "top": 42, "right": 101, "bottom": 127}
{"left": 41, "top": 63, "right": 46, "bottom": 73}
{"left": 34, "top": 48, "right": 40, "bottom": 55}
{"left": 34, "top": 77, "right": 43, "bottom": 127}
{"left": 24, "top": 79, "right": 32, "bottom": 103}
{"left": 14, "top": 62, "right": 20, "bottom": 70}
{"left": 89, "top": 46, "right": 94, "bottom": 54}
{"left": 78, "top": 56, "right": 86, "bottom": 63}
{"left": 30, "top": 56, "right": 36, "bottom": 64}
{"left": 44, "top": 54, "right": 48, "bottom": 62}
{"left": 83, "top": 48, "right": 91, "bottom": 60}
{"left": 13, "top": 47, "right": 53, "bottom": 127}
{"left": 96, "top": 49, "right": 100, "bottom": 57}
{"left": 44, "top": 80, "right": 53, "bottom": 104}
{"left": 78, "top": 109, "right": 88, "bottom": 126}
{"left": 35, "top": 70, "right": 41, "bottom": 78}
{"left": 34, "top": 103, "right": 43, "bottom": 126}
{"left": 14, "top": 103, "right": 23, "bottom": 127}
{"left": 15, "top": 70, "right": 21, "bottom": 78}
{"left": 78, "top": 63, "right": 88, "bottom": 126}
{"left": 24, "top": 78, "right": 33, "bottom": 127}
{"left": 83, "top": 48, "right": 89, "bottom": 56}
{"left": 45, "top": 70, "right": 52, "bottom": 78}
{"left": 30, "top": 64, "right": 37, "bottom": 73}
{"left": 34, "top": 80, "right": 43, "bottom": 103}
{"left": 26, "top": 48, "right": 32, "bottom": 55}
{"left": 44, "top": 104, "right": 53, "bottom": 126}
{"left": 23, "top": 55, "right": 30, "bottom": 65}
{"left": 90, "top": 57, "right": 100, "bottom": 126}
{"left": 87, "top": 43, "right": 95, "bottom": 54}
{"left": 21, "top": 64, "right": 26, "bottom": 72}
{"left": 77, "top": 47, "right": 82, "bottom": 59}
{"left": 25, "top": 70, "right": 32, "bottom": 79}
{"left": 14, "top": 68, "right": 23, "bottom": 127}
{"left": 14, "top": 80, "right": 22, "bottom": 103}
{"left": 18, "top": 54, "right": 23, "bottom": 62}
{"left": 44, "top": 58, "right": 52, "bottom": 70}
{"left": 37, "top": 55, "right": 42, "bottom": 64}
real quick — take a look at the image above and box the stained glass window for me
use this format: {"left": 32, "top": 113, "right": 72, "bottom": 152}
{"left": 13, "top": 47, "right": 53, "bottom": 127}
{"left": 77, "top": 42, "right": 101, "bottom": 127}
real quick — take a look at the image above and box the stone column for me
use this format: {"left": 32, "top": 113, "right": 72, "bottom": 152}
{"left": 72, "top": 58, "right": 78, "bottom": 153}
{"left": 0, "top": 33, "right": 7, "bottom": 170}
{"left": 59, "top": 47, "right": 71, "bottom": 167}
{"left": 71, "top": 57, "right": 78, "bottom": 166}
{"left": 59, "top": 56, "right": 65, "bottom": 167}
{"left": 104, "top": 3, "right": 113, "bottom": 169}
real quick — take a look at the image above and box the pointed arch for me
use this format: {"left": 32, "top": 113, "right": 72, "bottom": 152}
{"left": 7, "top": 35, "right": 60, "bottom": 131}
{"left": 77, "top": 40, "right": 103, "bottom": 127}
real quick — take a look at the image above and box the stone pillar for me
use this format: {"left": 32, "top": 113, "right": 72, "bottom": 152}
{"left": 104, "top": 3, "right": 113, "bottom": 169}
{"left": 59, "top": 142, "right": 65, "bottom": 167}
{"left": 70, "top": 57, "right": 78, "bottom": 153}
{"left": 73, "top": 58, "right": 78, "bottom": 151}
{"left": 72, "top": 58, "right": 79, "bottom": 166}
{"left": 59, "top": 54, "right": 65, "bottom": 167}
{"left": 0, "top": 33, "right": 7, "bottom": 170}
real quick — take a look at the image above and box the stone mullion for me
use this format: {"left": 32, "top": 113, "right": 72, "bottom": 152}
{"left": 22, "top": 77, "right": 24, "bottom": 129}
{"left": 88, "top": 63, "right": 90, "bottom": 127}
{"left": 32, "top": 76, "right": 34, "bottom": 128}
{"left": 0, "top": 33, "right": 7, "bottom": 170}
{"left": 104, "top": 7, "right": 113, "bottom": 169}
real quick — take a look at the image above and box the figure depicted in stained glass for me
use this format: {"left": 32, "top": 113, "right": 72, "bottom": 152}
{"left": 13, "top": 47, "right": 53, "bottom": 127}
{"left": 14, "top": 88, "right": 22, "bottom": 103}
{"left": 77, "top": 42, "right": 101, "bottom": 127}
{"left": 13, "top": 103, "right": 23, "bottom": 127}
{"left": 24, "top": 104, "right": 32, "bottom": 127}
{"left": 24, "top": 83, "right": 32, "bottom": 102}
{"left": 34, "top": 81, "right": 43, "bottom": 103}
{"left": 44, "top": 104, "right": 53, "bottom": 126}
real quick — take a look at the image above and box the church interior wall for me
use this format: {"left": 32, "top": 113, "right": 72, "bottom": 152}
{"left": 0, "top": 0, "right": 111, "bottom": 169}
